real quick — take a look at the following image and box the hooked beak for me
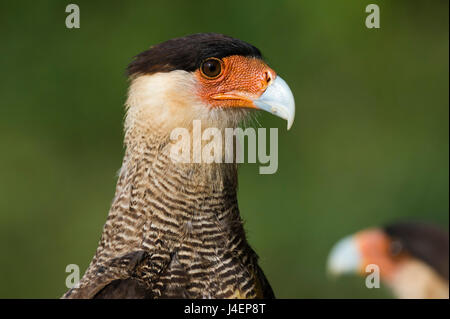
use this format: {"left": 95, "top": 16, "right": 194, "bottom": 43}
{"left": 327, "top": 235, "right": 362, "bottom": 277}
{"left": 253, "top": 75, "right": 296, "bottom": 130}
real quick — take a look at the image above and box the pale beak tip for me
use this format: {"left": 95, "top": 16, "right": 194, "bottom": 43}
{"left": 287, "top": 117, "right": 294, "bottom": 130}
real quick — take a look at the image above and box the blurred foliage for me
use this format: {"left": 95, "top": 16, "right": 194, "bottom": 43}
{"left": 0, "top": 0, "right": 448, "bottom": 298}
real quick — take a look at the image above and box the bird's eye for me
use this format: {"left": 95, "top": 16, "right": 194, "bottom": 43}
{"left": 201, "top": 58, "right": 222, "bottom": 79}
{"left": 389, "top": 240, "right": 403, "bottom": 257}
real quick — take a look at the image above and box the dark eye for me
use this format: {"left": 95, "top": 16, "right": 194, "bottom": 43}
{"left": 389, "top": 240, "right": 403, "bottom": 257}
{"left": 201, "top": 58, "right": 222, "bottom": 78}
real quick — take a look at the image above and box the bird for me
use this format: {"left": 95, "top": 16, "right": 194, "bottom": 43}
{"left": 62, "top": 33, "right": 295, "bottom": 299}
{"left": 327, "top": 221, "right": 449, "bottom": 299}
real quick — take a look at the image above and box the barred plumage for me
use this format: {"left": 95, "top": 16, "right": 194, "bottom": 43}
{"left": 64, "top": 133, "right": 273, "bottom": 298}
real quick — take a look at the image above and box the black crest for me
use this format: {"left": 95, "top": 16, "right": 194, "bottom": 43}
{"left": 127, "top": 33, "right": 262, "bottom": 77}
{"left": 384, "top": 221, "right": 449, "bottom": 280}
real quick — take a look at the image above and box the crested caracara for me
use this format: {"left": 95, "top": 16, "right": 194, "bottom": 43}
{"left": 327, "top": 221, "right": 449, "bottom": 299}
{"left": 63, "top": 33, "right": 295, "bottom": 299}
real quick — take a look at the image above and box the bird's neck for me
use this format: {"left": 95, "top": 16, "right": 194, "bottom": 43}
{"left": 96, "top": 130, "right": 250, "bottom": 260}
{"left": 389, "top": 259, "right": 449, "bottom": 299}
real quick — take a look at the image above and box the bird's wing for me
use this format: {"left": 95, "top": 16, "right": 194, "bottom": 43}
{"left": 92, "top": 278, "right": 153, "bottom": 298}
{"left": 63, "top": 250, "right": 169, "bottom": 299}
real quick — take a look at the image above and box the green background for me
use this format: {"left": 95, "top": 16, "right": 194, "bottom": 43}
{"left": 0, "top": 0, "right": 448, "bottom": 298}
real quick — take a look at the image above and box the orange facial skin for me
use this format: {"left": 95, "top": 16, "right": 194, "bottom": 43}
{"left": 356, "top": 229, "right": 409, "bottom": 281}
{"left": 195, "top": 55, "right": 276, "bottom": 109}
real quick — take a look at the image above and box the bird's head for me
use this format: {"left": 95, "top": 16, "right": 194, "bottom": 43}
{"left": 124, "top": 33, "right": 295, "bottom": 138}
{"left": 327, "top": 222, "right": 449, "bottom": 291}
{"left": 327, "top": 228, "right": 405, "bottom": 281}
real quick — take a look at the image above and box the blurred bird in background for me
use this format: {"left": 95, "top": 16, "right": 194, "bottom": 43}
{"left": 327, "top": 221, "right": 449, "bottom": 299}
{"left": 62, "top": 33, "right": 295, "bottom": 299}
